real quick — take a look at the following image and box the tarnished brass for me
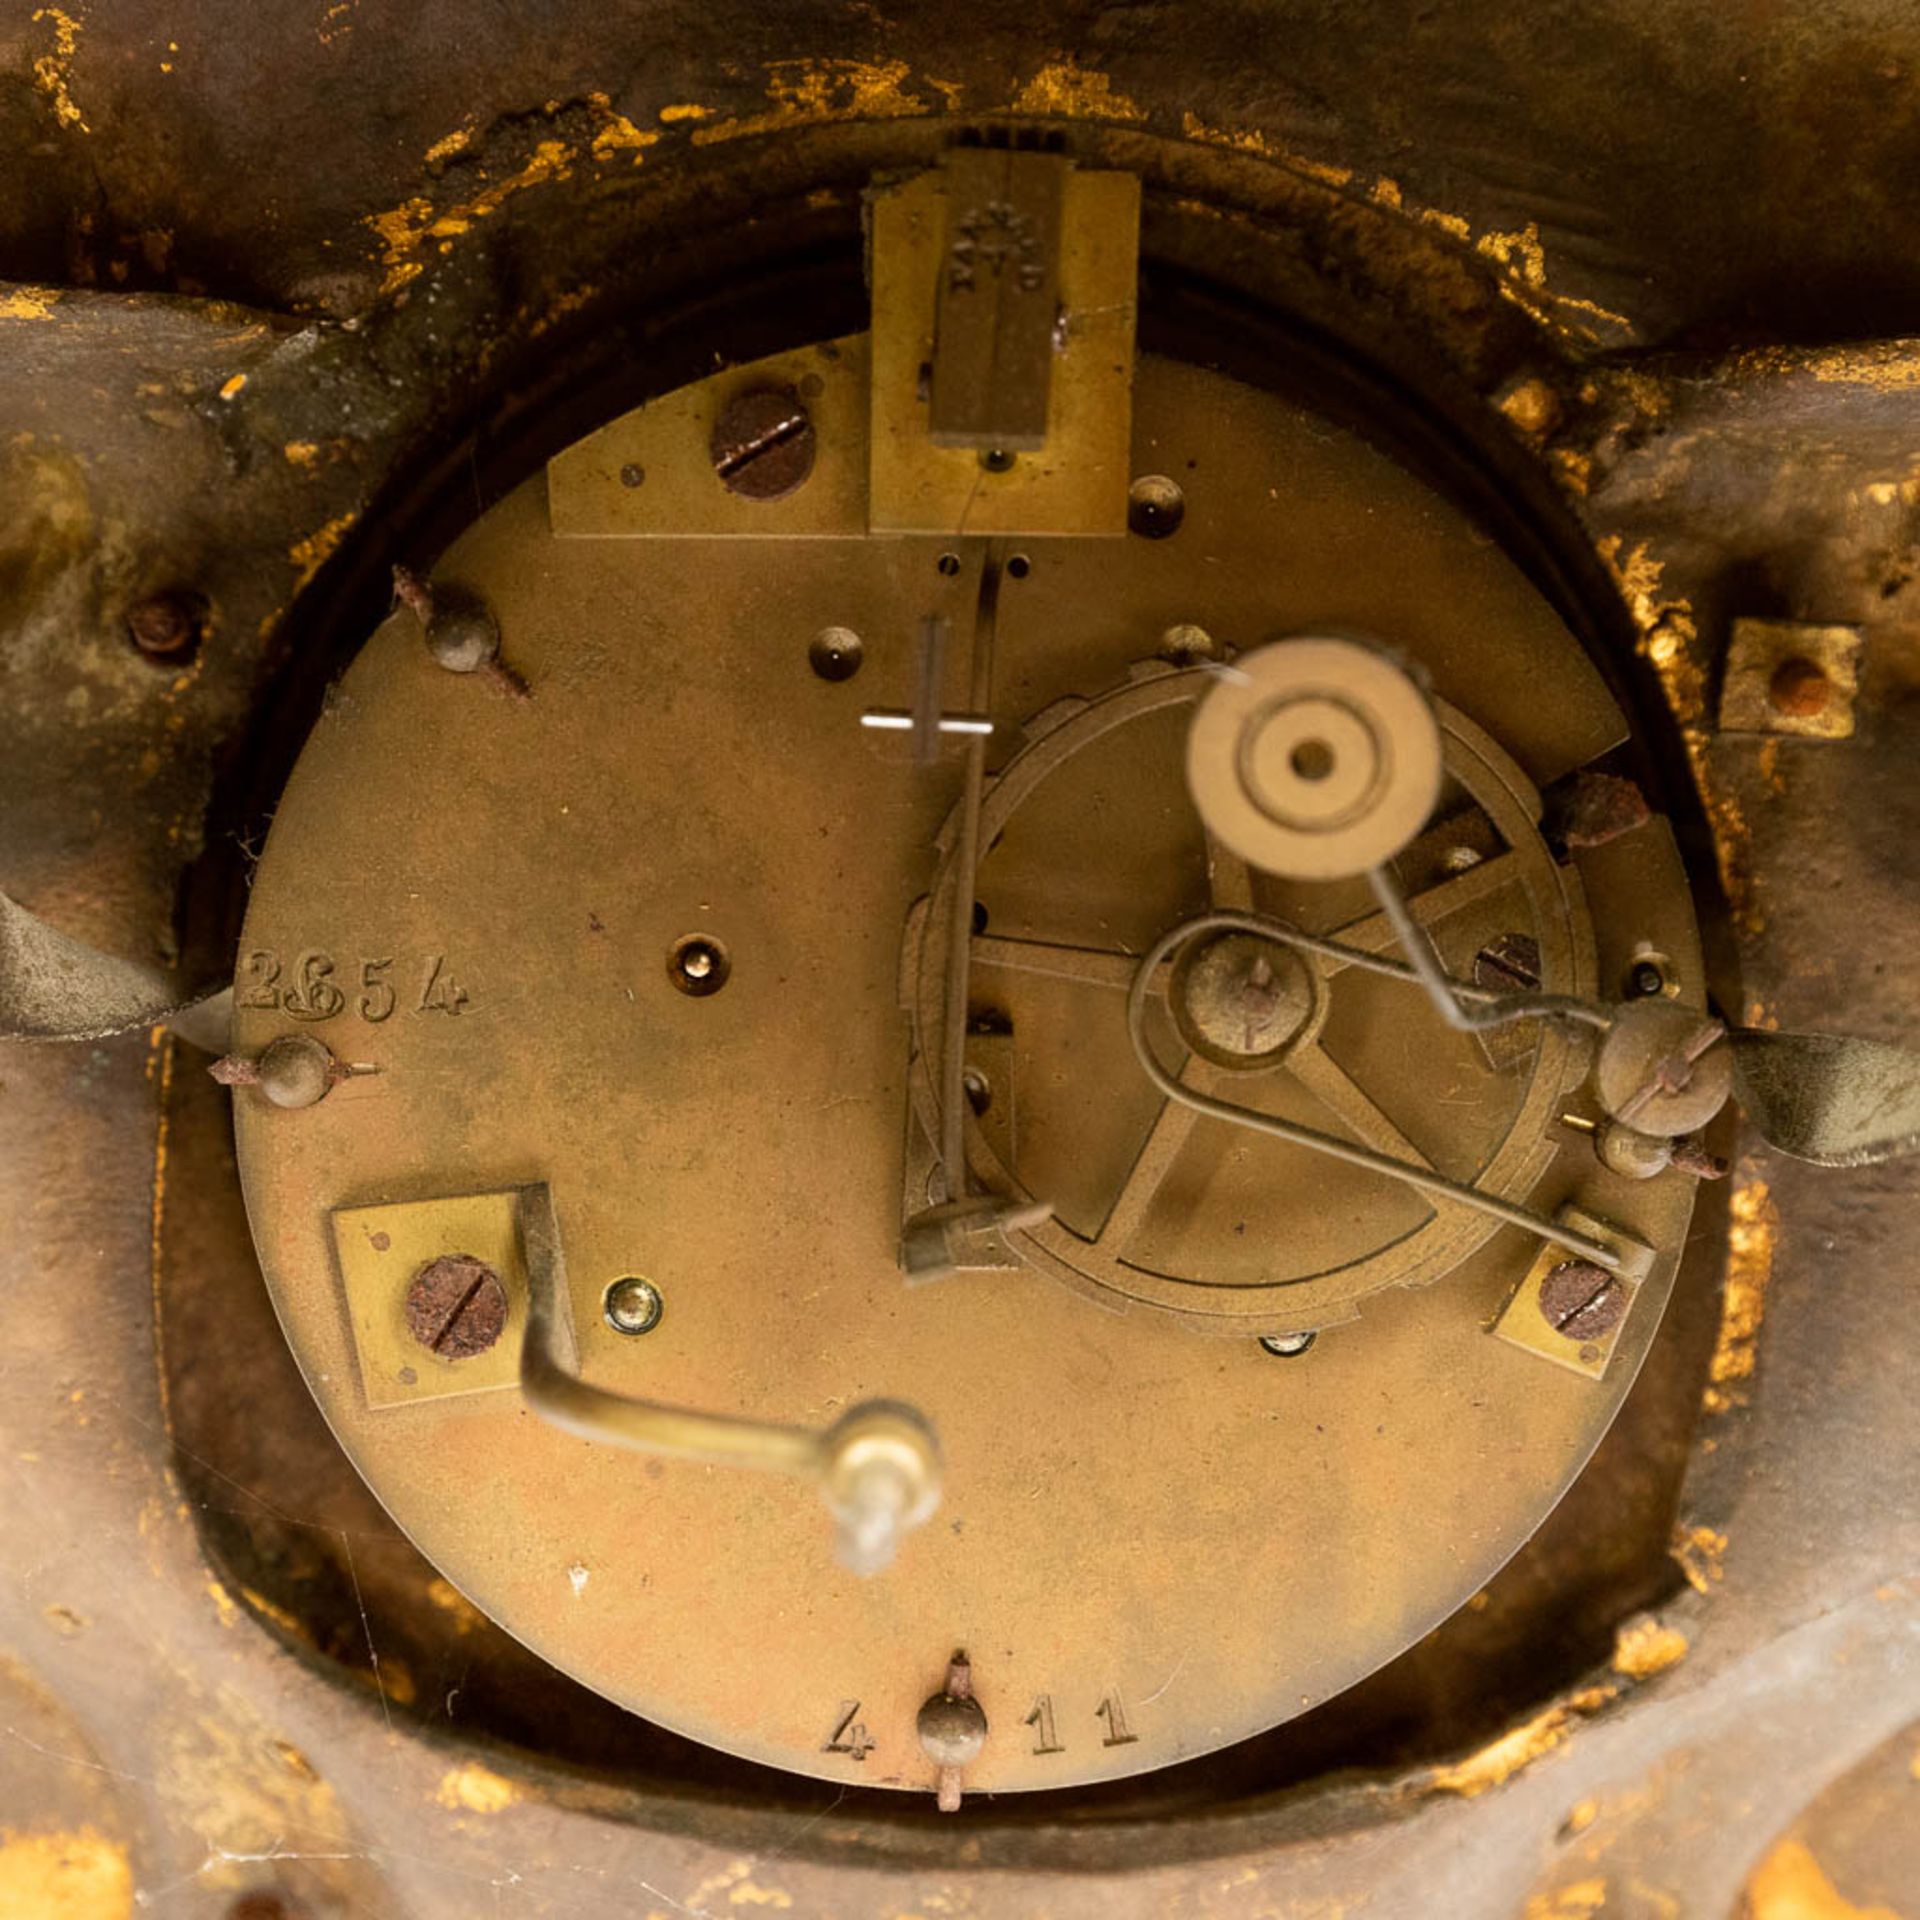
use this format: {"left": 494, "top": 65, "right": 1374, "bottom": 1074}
{"left": 927, "top": 148, "right": 1067, "bottom": 451}
{"left": 1718, "top": 617, "right": 1863, "bottom": 739}
{"left": 548, "top": 157, "right": 1138, "bottom": 545}
{"left": 547, "top": 336, "right": 869, "bottom": 540}
{"left": 902, "top": 672, "right": 1658, "bottom": 1329}
{"left": 518, "top": 1182, "right": 942, "bottom": 1576}
{"left": 869, "top": 164, "right": 1139, "bottom": 534}
{"left": 332, "top": 1187, "right": 548, "bottom": 1410}
{"left": 1491, "top": 1205, "right": 1657, "bottom": 1380}
{"left": 233, "top": 348, "right": 1705, "bottom": 1794}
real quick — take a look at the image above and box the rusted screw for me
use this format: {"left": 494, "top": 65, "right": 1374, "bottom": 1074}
{"left": 1543, "top": 770, "right": 1651, "bottom": 851}
{"left": 1538, "top": 1260, "right": 1628, "bottom": 1341}
{"left": 127, "top": 590, "right": 203, "bottom": 661}
{"left": 208, "top": 1034, "right": 338, "bottom": 1109}
{"left": 709, "top": 386, "right": 815, "bottom": 501}
{"left": 393, "top": 565, "right": 528, "bottom": 697}
{"left": 227, "top": 1892, "right": 302, "bottom": 1920}
{"left": 917, "top": 1651, "right": 988, "bottom": 1814}
{"left": 1671, "top": 1138, "right": 1730, "bottom": 1180}
{"left": 1768, "top": 656, "right": 1832, "bottom": 717}
{"left": 226, "top": 1894, "right": 301, "bottom": 1920}
{"left": 404, "top": 1253, "right": 508, "bottom": 1359}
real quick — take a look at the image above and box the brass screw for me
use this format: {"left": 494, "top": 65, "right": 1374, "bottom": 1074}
{"left": 604, "top": 1277, "right": 663, "bottom": 1335}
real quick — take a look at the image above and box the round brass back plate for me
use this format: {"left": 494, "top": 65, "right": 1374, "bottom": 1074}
{"left": 233, "top": 348, "right": 1705, "bottom": 1793}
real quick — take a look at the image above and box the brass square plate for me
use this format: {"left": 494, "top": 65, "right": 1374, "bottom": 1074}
{"left": 1492, "top": 1205, "right": 1655, "bottom": 1380}
{"left": 546, "top": 335, "right": 871, "bottom": 540}
{"left": 332, "top": 1188, "right": 536, "bottom": 1409}
{"left": 1718, "top": 617, "right": 1862, "bottom": 738}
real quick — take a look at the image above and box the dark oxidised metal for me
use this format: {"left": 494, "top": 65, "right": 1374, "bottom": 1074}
{"left": 709, "top": 384, "right": 816, "bottom": 500}
{"left": 1669, "top": 1136, "right": 1731, "bottom": 1180}
{"left": 1730, "top": 1028, "right": 1920, "bottom": 1167}
{"left": 1473, "top": 932, "right": 1543, "bottom": 994}
{"left": 403, "top": 1252, "right": 509, "bottom": 1358}
{"left": 126, "top": 589, "right": 203, "bottom": 660}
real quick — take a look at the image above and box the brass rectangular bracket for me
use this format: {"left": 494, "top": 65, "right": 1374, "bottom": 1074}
{"left": 547, "top": 337, "right": 869, "bottom": 540}
{"left": 331, "top": 1185, "right": 575, "bottom": 1410}
{"left": 1491, "top": 1204, "right": 1656, "bottom": 1381}
{"left": 869, "top": 158, "right": 1141, "bottom": 536}
{"left": 546, "top": 158, "right": 1140, "bottom": 540}
{"left": 927, "top": 147, "right": 1067, "bottom": 451}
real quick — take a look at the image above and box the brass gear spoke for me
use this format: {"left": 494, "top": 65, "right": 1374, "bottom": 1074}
{"left": 1095, "top": 1055, "right": 1207, "bottom": 1251}
{"left": 968, "top": 833, "right": 1250, "bottom": 1004}
{"left": 972, "top": 933, "right": 1161, "bottom": 994}
{"left": 1286, "top": 1041, "right": 1439, "bottom": 1174}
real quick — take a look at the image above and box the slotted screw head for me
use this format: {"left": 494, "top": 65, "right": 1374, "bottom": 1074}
{"left": 404, "top": 1253, "right": 508, "bottom": 1358}
{"left": 1537, "top": 1260, "right": 1627, "bottom": 1340}
{"left": 709, "top": 386, "right": 815, "bottom": 501}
